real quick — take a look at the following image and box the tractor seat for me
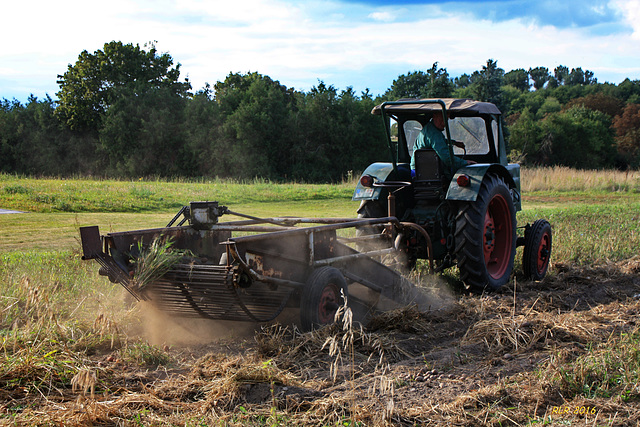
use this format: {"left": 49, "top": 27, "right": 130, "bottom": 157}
{"left": 413, "top": 148, "right": 446, "bottom": 200}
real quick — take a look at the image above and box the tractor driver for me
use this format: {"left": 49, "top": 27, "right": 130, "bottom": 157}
{"left": 410, "top": 112, "right": 474, "bottom": 178}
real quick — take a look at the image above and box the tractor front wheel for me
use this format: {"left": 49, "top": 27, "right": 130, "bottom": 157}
{"left": 300, "top": 267, "right": 348, "bottom": 331}
{"left": 455, "top": 174, "right": 516, "bottom": 290}
{"left": 522, "top": 219, "right": 552, "bottom": 280}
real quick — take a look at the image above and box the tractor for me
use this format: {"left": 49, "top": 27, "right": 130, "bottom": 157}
{"left": 353, "top": 98, "right": 552, "bottom": 289}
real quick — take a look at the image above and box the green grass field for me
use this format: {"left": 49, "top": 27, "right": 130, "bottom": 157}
{"left": 2, "top": 170, "right": 640, "bottom": 262}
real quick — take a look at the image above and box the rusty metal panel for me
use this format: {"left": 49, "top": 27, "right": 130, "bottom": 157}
{"left": 106, "top": 227, "right": 231, "bottom": 260}
{"left": 80, "top": 226, "right": 102, "bottom": 260}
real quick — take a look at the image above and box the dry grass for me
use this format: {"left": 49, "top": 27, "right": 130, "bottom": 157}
{"left": 3, "top": 267, "right": 640, "bottom": 426}
{"left": 521, "top": 166, "right": 640, "bottom": 193}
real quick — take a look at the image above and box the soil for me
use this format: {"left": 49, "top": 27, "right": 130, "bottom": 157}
{"left": 5, "top": 259, "right": 640, "bottom": 426}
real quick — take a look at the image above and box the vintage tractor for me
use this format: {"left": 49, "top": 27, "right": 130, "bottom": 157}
{"left": 353, "top": 98, "right": 552, "bottom": 289}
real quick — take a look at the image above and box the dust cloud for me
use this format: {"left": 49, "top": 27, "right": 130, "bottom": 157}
{"left": 136, "top": 302, "right": 258, "bottom": 347}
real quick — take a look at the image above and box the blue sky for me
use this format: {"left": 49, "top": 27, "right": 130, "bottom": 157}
{"left": 2, "top": 0, "right": 639, "bottom": 103}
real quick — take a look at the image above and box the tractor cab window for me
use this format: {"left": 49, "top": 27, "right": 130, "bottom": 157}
{"left": 449, "top": 117, "right": 490, "bottom": 155}
{"left": 403, "top": 116, "right": 491, "bottom": 157}
{"left": 389, "top": 117, "right": 399, "bottom": 144}
{"left": 491, "top": 120, "right": 499, "bottom": 153}
{"left": 404, "top": 120, "right": 422, "bottom": 158}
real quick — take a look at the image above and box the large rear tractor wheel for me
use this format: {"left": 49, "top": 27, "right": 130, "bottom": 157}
{"left": 300, "top": 267, "right": 348, "bottom": 331}
{"left": 455, "top": 174, "right": 517, "bottom": 290}
{"left": 522, "top": 219, "right": 552, "bottom": 280}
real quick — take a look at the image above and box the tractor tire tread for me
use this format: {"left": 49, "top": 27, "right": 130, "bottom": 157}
{"left": 454, "top": 174, "right": 516, "bottom": 291}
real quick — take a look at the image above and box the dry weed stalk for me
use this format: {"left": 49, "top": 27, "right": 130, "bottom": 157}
{"left": 21, "top": 276, "right": 55, "bottom": 323}
{"left": 93, "top": 313, "right": 120, "bottom": 349}
{"left": 369, "top": 363, "right": 395, "bottom": 422}
{"left": 322, "top": 293, "right": 356, "bottom": 384}
{"left": 465, "top": 313, "right": 543, "bottom": 352}
{"left": 71, "top": 368, "right": 97, "bottom": 398}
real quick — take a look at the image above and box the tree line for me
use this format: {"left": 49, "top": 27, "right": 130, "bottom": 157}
{"left": 2, "top": 41, "right": 640, "bottom": 181}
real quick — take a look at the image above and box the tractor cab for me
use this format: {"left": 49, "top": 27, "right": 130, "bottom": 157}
{"left": 354, "top": 99, "right": 520, "bottom": 221}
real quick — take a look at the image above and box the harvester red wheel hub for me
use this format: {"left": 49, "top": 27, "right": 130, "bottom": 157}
{"left": 483, "top": 193, "right": 513, "bottom": 280}
{"left": 536, "top": 231, "right": 551, "bottom": 274}
{"left": 318, "top": 283, "right": 340, "bottom": 324}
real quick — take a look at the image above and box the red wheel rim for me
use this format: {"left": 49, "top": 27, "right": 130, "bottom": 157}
{"left": 318, "top": 283, "right": 340, "bottom": 324}
{"left": 483, "top": 193, "right": 513, "bottom": 279}
{"left": 536, "top": 231, "right": 551, "bottom": 275}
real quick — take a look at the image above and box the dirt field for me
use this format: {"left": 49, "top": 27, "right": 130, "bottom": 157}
{"left": 3, "top": 258, "right": 640, "bottom": 426}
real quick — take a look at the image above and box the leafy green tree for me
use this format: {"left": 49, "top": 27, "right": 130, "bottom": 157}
{"left": 544, "top": 84, "right": 588, "bottom": 105}
{"left": 554, "top": 65, "right": 569, "bottom": 85}
{"left": 567, "top": 68, "right": 585, "bottom": 86}
{"left": 424, "top": 63, "right": 453, "bottom": 98}
{"left": 182, "top": 85, "right": 227, "bottom": 177}
{"left": 470, "top": 59, "right": 504, "bottom": 106}
{"left": 507, "top": 108, "right": 543, "bottom": 163}
{"left": 98, "top": 86, "right": 188, "bottom": 176}
{"left": 384, "top": 63, "right": 452, "bottom": 100}
{"left": 500, "top": 85, "right": 524, "bottom": 115}
{"left": 0, "top": 96, "right": 90, "bottom": 175}
{"left": 214, "top": 72, "right": 297, "bottom": 179}
{"left": 614, "top": 79, "right": 640, "bottom": 103}
{"left": 454, "top": 74, "right": 471, "bottom": 89}
{"left": 536, "top": 97, "right": 562, "bottom": 119}
{"left": 385, "top": 71, "right": 429, "bottom": 99}
{"left": 292, "top": 83, "right": 386, "bottom": 181}
{"left": 504, "top": 69, "right": 530, "bottom": 92}
{"left": 529, "top": 67, "right": 550, "bottom": 90}
{"left": 540, "top": 106, "right": 615, "bottom": 168}
{"left": 0, "top": 99, "right": 21, "bottom": 173}
{"left": 56, "top": 41, "right": 190, "bottom": 131}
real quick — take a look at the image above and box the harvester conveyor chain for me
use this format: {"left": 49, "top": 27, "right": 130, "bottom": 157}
{"left": 141, "top": 264, "right": 293, "bottom": 322}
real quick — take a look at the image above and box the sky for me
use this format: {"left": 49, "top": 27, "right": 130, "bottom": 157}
{"left": 2, "top": 0, "right": 640, "bottom": 103}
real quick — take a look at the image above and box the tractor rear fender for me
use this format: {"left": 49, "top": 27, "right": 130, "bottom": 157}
{"left": 446, "top": 164, "right": 522, "bottom": 211}
{"left": 352, "top": 162, "right": 412, "bottom": 202}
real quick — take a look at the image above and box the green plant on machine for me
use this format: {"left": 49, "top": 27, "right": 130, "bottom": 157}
{"left": 131, "top": 236, "right": 185, "bottom": 290}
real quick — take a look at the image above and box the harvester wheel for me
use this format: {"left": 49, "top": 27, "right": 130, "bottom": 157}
{"left": 522, "top": 219, "right": 552, "bottom": 280}
{"left": 455, "top": 174, "right": 516, "bottom": 290}
{"left": 300, "top": 267, "right": 348, "bottom": 331}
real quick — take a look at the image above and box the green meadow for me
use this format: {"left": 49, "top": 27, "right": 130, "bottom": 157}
{"left": 2, "top": 168, "right": 640, "bottom": 263}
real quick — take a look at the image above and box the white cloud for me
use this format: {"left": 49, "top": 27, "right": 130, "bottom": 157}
{"left": 368, "top": 11, "right": 395, "bottom": 22}
{"left": 1, "top": 0, "right": 639, "bottom": 101}
{"left": 612, "top": 0, "right": 640, "bottom": 39}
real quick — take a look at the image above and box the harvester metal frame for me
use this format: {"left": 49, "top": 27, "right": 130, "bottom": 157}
{"left": 80, "top": 202, "right": 416, "bottom": 330}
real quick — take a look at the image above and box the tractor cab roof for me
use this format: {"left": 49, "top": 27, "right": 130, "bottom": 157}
{"left": 372, "top": 98, "right": 501, "bottom": 117}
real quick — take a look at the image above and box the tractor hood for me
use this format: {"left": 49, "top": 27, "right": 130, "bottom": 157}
{"left": 372, "top": 98, "right": 501, "bottom": 116}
